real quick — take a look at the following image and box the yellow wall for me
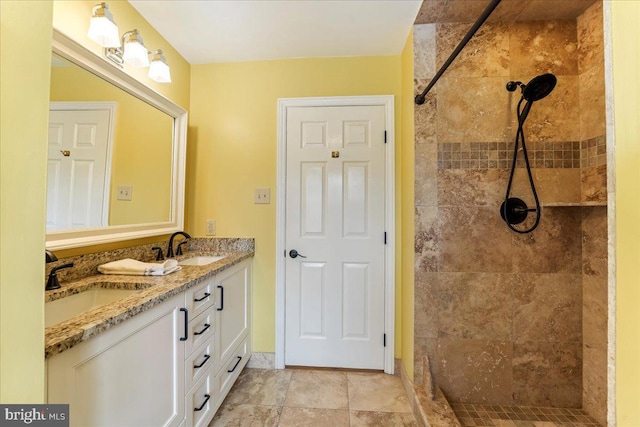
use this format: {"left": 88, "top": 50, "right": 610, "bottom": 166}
{"left": 50, "top": 62, "right": 173, "bottom": 226}
{"left": 0, "top": 1, "right": 53, "bottom": 403}
{"left": 400, "top": 30, "right": 415, "bottom": 380}
{"left": 612, "top": 1, "right": 640, "bottom": 424}
{"left": 51, "top": 0, "right": 191, "bottom": 258}
{"left": 189, "top": 56, "right": 403, "bottom": 353}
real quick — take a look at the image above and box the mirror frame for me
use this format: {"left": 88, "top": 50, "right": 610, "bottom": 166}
{"left": 46, "top": 29, "right": 187, "bottom": 250}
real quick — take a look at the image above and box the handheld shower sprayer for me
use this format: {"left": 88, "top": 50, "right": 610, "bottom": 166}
{"left": 501, "top": 73, "right": 557, "bottom": 233}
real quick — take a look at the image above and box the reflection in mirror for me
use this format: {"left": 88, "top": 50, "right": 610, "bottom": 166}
{"left": 47, "top": 29, "right": 187, "bottom": 250}
{"left": 47, "top": 53, "right": 173, "bottom": 231}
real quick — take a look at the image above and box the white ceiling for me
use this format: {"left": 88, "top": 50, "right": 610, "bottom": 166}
{"left": 127, "top": 0, "right": 422, "bottom": 64}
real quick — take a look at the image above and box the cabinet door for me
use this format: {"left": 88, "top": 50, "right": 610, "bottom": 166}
{"left": 47, "top": 294, "right": 185, "bottom": 427}
{"left": 215, "top": 260, "right": 251, "bottom": 368}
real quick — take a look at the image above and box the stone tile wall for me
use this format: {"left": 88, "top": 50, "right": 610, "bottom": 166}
{"left": 578, "top": 2, "right": 607, "bottom": 206}
{"left": 413, "top": 4, "right": 607, "bottom": 413}
{"left": 577, "top": 2, "right": 608, "bottom": 425}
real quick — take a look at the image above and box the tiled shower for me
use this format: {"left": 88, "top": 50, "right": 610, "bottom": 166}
{"left": 412, "top": 1, "right": 607, "bottom": 425}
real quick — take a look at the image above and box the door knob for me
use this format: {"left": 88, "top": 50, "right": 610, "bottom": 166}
{"left": 289, "top": 249, "right": 307, "bottom": 259}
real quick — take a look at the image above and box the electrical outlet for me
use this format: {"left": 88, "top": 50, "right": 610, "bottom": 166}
{"left": 206, "top": 220, "right": 216, "bottom": 236}
{"left": 117, "top": 185, "right": 132, "bottom": 201}
{"left": 254, "top": 188, "right": 270, "bottom": 204}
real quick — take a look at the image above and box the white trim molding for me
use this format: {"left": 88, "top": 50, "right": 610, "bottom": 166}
{"left": 275, "top": 95, "right": 396, "bottom": 374}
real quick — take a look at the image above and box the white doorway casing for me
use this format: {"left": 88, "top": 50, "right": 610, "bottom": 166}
{"left": 275, "top": 96, "right": 395, "bottom": 373}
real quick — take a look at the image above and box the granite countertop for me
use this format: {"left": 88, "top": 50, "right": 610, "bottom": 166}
{"left": 45, "top": 250, "right": 253, "bottom": 359}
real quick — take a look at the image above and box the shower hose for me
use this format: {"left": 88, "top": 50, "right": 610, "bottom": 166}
{"left": 502, "top": 97, "right": 542, "bottom": 234}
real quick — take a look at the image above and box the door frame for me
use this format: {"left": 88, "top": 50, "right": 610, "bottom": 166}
{"left": 275, "top": 96, "right": 395, "bottom": 373}
{"left": 49, "top": 101, "right": 117, "bottom": 228}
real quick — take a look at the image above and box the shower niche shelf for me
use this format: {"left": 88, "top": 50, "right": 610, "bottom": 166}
{"left": 541, "top": 201, "right": 607, "bottom": 207}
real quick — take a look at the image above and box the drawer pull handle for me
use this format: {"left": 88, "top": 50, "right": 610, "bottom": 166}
{"left": 179, "top": 308, "right": 188, "bottom": 341}
{"left": 227, "top": 356, "right": 242, "bottom": 373}
{"left": 217, "top": 285, "right": 224, "bottom": 311}
{"left": 193, "top": 354, "right": 211, "bottom": 369}
{"left": 194, "top": 394, "right": 210, "bottom": 412}
{"left": 194, "top": 323, "right": 211, "bottom": 336}
{"left": 194, "top": 292, "right": 211, "bottom": 302}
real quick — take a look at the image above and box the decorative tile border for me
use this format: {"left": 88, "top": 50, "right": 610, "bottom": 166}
{"left": 435, "top": 136, "right": 606, "bottom": 170}
{"left": 437, "top": 141, "right": 581, "bottom": 170}
{"left": 581, "top": 135, "right": 607, "bottom": 168}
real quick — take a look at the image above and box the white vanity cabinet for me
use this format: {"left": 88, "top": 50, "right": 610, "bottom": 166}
{"left": 47, "top": 258, "right": 252, "bottom": 427}
{"left": 47, "top": 293, "right": 186, "bottom": 427}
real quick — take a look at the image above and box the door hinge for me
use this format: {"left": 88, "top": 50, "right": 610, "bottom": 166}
{"left": 383, "top": 333, "right": 387, "bottom": 347}
{"left": 384, "top": 130, "right": 387, "bottom": 144}
{"left": 384, "top": 232, "right": 387, "bottom": 245}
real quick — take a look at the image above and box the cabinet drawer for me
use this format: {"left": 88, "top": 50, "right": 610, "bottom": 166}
{"left": 184, "top": 279, "right": 215, "bottom": 319}
{"left": 215, "top": 336, "right": 249, "bottom": 408}
{"left": 185, "top": 334, "right": 215, "bottom": 392}
{"left": 185, "top": 370, "right": 215, "bottom": 427}
{"left": 185, "top": 305, "right": 215, "bottom": 357}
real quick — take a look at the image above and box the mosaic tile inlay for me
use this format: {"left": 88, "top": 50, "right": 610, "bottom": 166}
{"left": 580, "top": 135, "right": 606, "bottom": 168}
{"left": 437, "top": 141, "right": 581, "bottom": 170}
{"left": 451, "top": 403, "right": 602, "bottom": 427}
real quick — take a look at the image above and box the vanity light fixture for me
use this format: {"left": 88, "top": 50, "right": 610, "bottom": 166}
{"left": 88, "top": 3, "right": 171, "bottom": 83}
{"left": 87, "top": 2, "right": 120, "bottom": 48}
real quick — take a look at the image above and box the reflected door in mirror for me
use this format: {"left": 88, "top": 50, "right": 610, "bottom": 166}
{"left": 47, "top": 106, "right": 113, "bottom": 230}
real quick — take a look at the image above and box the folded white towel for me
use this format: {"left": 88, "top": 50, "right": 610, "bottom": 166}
{"left": 98, "top": 258, "right": 182, "bottom": 276}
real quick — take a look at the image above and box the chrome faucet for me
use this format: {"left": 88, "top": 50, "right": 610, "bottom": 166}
{"left": 167, "top": 231, "right": 191, "bottom": 258}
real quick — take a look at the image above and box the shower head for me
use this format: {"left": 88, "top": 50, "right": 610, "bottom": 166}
{"left": 506, "top": 73, "right": 557, "bottom": 102}
{"left": 522, "top": 73, "right": 557, "bottom": 102}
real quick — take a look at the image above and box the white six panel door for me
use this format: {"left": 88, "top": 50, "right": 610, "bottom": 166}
{"left": 285, "top": 105, "right": 386, "bottom": 369}
{"left": 47, "top": 108, "right": 111, "bottom": 230}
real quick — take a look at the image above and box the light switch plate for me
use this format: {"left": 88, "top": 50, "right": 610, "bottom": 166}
{"left": 117, "top": 185, "right": 132, "bottom": 201}
{"left": 254, "top": 188, "right": 270, "bottom": 204}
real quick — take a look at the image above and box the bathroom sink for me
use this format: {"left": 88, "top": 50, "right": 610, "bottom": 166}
{"left": 178, "top": 255, "right": 227, "bottom": 266}
{"left": 45, "top": 288, "right": 141, "bottom": 328}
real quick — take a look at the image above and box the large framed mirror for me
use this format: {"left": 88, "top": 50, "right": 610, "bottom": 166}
{"left": 46, "top": 29, "right": 187, "bottom": 250}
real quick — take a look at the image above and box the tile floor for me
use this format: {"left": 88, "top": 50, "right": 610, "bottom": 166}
{"left": 450, "top": 403, "right": 602, "bottom": 427}
{"left": 209, "top": 368, "right": 417, "bottom": 426}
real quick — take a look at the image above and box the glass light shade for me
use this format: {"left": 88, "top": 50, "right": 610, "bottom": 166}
{"left": 122, "top": 37, "right": 149, "bottom": 67}
{"left": 148, "top": 59, "right": 171, "bottom": 83}
{"left": 88, "top": 16, "right": 120, "bottom": 48}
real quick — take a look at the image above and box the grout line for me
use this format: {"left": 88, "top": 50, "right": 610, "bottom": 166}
{"left": 280, "top": 368, "right": 294, "bottom": 412}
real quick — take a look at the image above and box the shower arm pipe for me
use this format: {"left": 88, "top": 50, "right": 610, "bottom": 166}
{"left": 415, "top": 0, "right": 502, "bottom": 105}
